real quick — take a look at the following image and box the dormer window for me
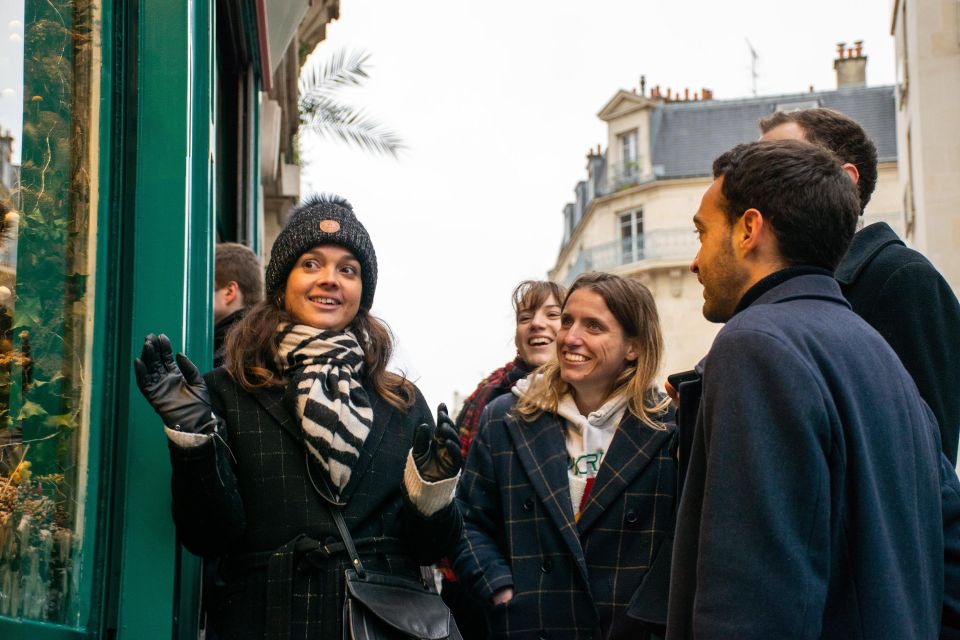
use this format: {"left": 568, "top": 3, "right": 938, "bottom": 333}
{"left": 619, "top": 129, "right": 638, "bottom": 168}
{"left": 614, "top": 130, "right": 639, "bottom": 189}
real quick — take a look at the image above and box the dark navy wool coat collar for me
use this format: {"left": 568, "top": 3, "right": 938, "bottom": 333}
{"left": 834, "top": 221, "right": 902, "bottom": 284}
{"left": 745, "top": 271, "right": 850, "bottom": 311}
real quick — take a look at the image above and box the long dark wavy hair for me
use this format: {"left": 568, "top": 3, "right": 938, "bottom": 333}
{"left": 223, "top": 295, "right": 415, "bottom": 411}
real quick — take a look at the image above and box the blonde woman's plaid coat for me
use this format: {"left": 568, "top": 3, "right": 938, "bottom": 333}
{"left": 453, "top": 394, "right": 677, "bottom": 640}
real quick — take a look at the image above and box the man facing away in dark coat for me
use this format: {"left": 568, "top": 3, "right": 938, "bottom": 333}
{"left": 666, "top": 140, "right": 960, "bottom": 639}
{"left": 761, "top": 108, "right": 960, "bottom": 464}
{"left": 212, "top": 242, "right": 263, "bottom": 367}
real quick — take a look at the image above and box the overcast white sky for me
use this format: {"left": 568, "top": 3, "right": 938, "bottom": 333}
{"left": 301, "top": 0, "right": 898, "bottom": 412}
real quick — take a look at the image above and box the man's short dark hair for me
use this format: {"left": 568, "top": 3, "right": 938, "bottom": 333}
{"left": 759, "top": 108, "right": 878, "bottom": 211}
{"left": 712, "top": 140, "right": 860, "bottom": 270}
{"left": 215, "top": 242, "right": 264, "bottom": 306}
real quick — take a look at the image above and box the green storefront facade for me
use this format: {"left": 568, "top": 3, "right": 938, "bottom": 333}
{"left": 0, "top": 0, "right": 291, "bottom": 637}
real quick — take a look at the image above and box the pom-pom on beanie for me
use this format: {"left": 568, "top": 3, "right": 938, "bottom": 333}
{"left": 265, "top": 194, "right": 377, "bottom": 310}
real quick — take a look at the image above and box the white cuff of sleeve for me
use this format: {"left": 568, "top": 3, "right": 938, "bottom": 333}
{"left": 164, "top": 426, "right": 213, "bottom": 448}
{"left": 403, "top": 450, "right": 460, "bottom": 517}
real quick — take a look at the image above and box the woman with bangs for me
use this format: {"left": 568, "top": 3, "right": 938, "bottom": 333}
{"left": 443, "top": 279, "right": 565, "bottom": 639}
{"left": 454, "top": 272, "right": 678, "bottom": 640}
{"left": 454, "top": 279, "right": 566, "bottom": 462}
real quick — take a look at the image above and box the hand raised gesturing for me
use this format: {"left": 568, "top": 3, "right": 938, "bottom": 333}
{"left": 133, "top": 333, "right": 217, "bottom": 433}
{"left": 412, "top": 403, "right": 463, "bottom": 482}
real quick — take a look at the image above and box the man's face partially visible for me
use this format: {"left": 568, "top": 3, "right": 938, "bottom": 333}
{"left": 691, "top": 178, "right": 750, "bottom": 323}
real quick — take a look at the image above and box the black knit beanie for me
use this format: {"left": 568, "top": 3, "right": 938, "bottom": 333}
{"left": 265, "top": 194, "right": 378, "bottom": 310}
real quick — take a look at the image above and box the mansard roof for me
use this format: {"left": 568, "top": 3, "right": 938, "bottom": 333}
{"left": 650, "top": 85, "right": 897, "bottom": 179}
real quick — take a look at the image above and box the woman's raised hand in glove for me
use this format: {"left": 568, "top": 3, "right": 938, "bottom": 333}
{"left": 412, "top": 403, "right": 463, "bottom": 482}
{"left": 133, "top": 333, "right": 217, "bottom": 434}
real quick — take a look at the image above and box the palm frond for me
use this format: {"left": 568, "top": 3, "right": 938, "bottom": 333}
{"left": 298, "top": 49, "right": 370, "bottom": 117}
{"left": 299, "top": 94, "right": 405, "bottom": 157}
{"left": 297, "top": 48, "right": 405, "bottom": 158}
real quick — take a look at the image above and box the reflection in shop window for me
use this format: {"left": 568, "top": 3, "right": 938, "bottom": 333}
{"left": 0, "top": 0, "right": 99, "bottom": 626}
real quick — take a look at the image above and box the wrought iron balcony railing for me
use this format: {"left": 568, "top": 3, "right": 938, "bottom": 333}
{"left": 608, "top": 161, "right": 641, "bottom": 191}
{"left": 562, "top": 227, "right": 699, "bottom": 286}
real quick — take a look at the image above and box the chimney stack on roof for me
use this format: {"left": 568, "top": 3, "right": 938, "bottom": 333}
{"left": 643, "top": 81, "right": 708, "bottom": 103}
{"left": 834, "top": 39, "right": 867, "bottom": 89}
{"left": 585, "top": 143, "right": 605, "bottom": 181}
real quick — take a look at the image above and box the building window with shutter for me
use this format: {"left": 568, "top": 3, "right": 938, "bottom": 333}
{"left": 620, "top": 209, "right": 644, "bottom": 265}
{"left": 617, "top": 130, "right": 639, "bottom": 186}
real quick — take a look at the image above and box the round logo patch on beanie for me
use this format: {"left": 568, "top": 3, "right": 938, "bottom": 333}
{"left": 319, "top": 219, "right": 341, "bottom": 233}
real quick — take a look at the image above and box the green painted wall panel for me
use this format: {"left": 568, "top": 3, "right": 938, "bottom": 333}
{"left": 175, "top": 0, "right": 215, "bottom": 635}
{"left": 116, "top": 0, "right": 214, "bottom": 637}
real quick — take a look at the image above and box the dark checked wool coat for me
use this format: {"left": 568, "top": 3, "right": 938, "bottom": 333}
{"left": 167, "top": 367, "right": 462, "bottom": 640}
{"left": 453, "top": 393, "right": 678, "bottom": 640}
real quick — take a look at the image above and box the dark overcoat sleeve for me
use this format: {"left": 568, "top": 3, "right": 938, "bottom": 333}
{"left": 867, "top": 261, "right": 960, "bottom": 464}
{"left": 692, "top": 329, "right": 831, "bottom": 639}
{"left": 399, "top": 388, "right": 464, "bottom": 565}
{"left": 452, "top": 404, "right": 514, "bottom": 602}
{"left": 167, "top": 373, "right": 246, "bottom": 557}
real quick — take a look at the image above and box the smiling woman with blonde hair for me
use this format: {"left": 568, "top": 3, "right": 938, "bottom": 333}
{"left": 454, "top": 271, "right": 677, "bottom": 639}
{"left": 513, "top": 274, "right": 668, "bottom": 428}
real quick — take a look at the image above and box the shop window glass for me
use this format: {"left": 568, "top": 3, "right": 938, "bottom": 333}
{"left": 0, "top": 0, "right": 100, "bottom": 625}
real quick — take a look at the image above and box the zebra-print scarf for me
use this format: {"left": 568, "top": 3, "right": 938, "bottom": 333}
{"left": 277, "top": 323, "right": 374, "bottom": 492}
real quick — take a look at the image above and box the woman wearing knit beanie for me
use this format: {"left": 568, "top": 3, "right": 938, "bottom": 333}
{"left": 133, "top": 194, "right": 463, "bottom": 639}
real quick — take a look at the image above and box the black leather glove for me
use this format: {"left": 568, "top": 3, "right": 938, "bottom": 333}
{"left": 133, "top": 333, "right": 217, "bottom": 433}
{"left": 412, "top": 403, "right": 463, "bottom": 482}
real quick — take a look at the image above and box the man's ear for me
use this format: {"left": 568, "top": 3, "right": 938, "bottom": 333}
{"left": 736, "top": 208, "right": 767, "bottom": 255}
{"left": 625, "top": 339, "right": 639, "bottom": 364}
{"left": 222, "top": 281, "right": 239, "bottom": 304}
{"left": 841, "top": 162, "right": 860, "bottom": 185}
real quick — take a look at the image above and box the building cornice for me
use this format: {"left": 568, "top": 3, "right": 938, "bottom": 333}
{"left": 597, "top": 90, "right": 661, "bottom": 121}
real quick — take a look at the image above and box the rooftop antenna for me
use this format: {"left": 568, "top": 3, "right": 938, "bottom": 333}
{"left": 745, "top": 38, "right": 759, "bottom": 96}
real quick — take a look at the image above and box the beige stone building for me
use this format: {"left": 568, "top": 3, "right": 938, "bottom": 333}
{"left": 891, "top": 0, "right": 960, "bottom": 292}
{"left": 550, "top": 47, "right": 901, "bottom": 379}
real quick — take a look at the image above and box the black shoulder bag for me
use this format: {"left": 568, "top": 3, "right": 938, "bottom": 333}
{"left": 308, "top": 455, "right": 462, "bottom": 640}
